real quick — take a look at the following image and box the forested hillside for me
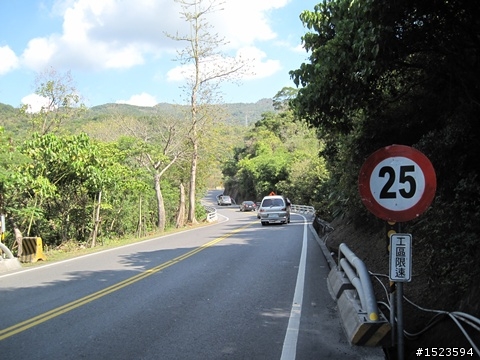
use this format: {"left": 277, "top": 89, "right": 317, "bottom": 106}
{"left": 0, "top": 99, "right": 274, "bottom": 137}
{"left": 89, "top": 99, "right": 274, "bottom": 126}
{"left": 222, "top": 109, "right": 329, "bottom": 207}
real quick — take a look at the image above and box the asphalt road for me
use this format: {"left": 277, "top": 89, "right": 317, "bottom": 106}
{"left": 0, "top": 190, "right": 384, "bottom": 359}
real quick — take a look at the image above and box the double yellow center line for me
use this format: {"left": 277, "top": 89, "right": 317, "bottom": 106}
{"left": 0, "top": 222, "right": 254, "bottom": 341}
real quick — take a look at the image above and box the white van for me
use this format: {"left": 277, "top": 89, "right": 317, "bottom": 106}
{"left": 257, "top": 195, "right": 291, "bottom": 225}
{"left": 217, "top": 195, "right": 232, "bottom": 206}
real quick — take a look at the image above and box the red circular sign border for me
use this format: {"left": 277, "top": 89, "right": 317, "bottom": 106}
{"left": 358, "top": 145, "right": 436, "bottom": 222}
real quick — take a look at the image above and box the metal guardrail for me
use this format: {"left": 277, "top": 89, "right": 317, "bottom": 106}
{"left": 290, "top": 204, "right": 315, "bottom": 215}
{"left": 0, "top": 242, "right": 15, "bottom": 259}
{"left": 338, "top": 243, "right": 380, "bottom": 321}
{"left": 313, "top": 216, "right": 334, "bottom": 238}
{"left": 0, "top": 242, "right": 22, "bottom": 273}
{"left": 204, "top": 205, "right": 217, "bottom": 222}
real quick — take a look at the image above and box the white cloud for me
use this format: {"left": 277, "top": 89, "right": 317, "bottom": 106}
{"left": 166, "top": 46, "right": 281, "bottom": 83}
{"left": 17, "top": 0, "right": 288, "bottom": 73}
{"left": 21, "top": 37, "right": 58, "bottom": 71}
{"left": 292, "top": 42, "right": 308, "bottom": 54}
{"left": 237, "top": 47, "right": 282, "bottom": 79}
{"left": 21, "top": 93, "right": 51, "bottom": 113}
{"left": 215, "top": 0, "right": 289, "bottom": 47}
{"left": 166, "top": 65, "right": 189, "bottom": 83}
{"left": 20, "top": 4, "right": 148, "bottom": 71}
{"left": 0, "top": 46, "right": 19, "bottom": 75}
{"left": 116, "top": 92, "right": 157, "bottom": 107}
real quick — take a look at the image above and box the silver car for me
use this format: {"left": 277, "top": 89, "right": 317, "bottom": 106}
{"left": 217, "top": 195, "right": 232, "bottom": 206}
{"left": 258, "top": 195, "right": 291, "bottom": 225}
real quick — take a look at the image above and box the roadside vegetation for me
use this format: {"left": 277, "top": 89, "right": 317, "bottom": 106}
{"left": 222, "top": 105, "right": 330, "bottom": 214}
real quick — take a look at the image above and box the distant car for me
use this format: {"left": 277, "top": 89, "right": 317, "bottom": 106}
{"left": 217, "top": 195, "right": 232, "bottom": 206}
{"left": 258, "top": 195, "right": 291, "bottom": 225}
{"left": 240, "top": 201, "right": 256, "bottom": 212}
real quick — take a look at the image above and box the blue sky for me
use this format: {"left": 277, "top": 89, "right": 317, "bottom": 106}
{"left": 0, "top": 0, "right": 318, "bottom": 110}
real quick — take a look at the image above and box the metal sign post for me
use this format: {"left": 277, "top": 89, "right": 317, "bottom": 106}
{"left": 358, "top": 145, "right": 436, "bottom": 360}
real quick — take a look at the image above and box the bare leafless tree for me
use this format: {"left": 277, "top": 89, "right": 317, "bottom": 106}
{"left": 167, "top": 0, "right": 248, "bottom": 223}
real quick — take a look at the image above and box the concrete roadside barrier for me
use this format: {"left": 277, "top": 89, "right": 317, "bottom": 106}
{"left": 18, "top": 237, "right": 47, "bottom": 263}
{"left": 337, "top": 289, "right": 391, "bottom": 346}
{"left": 327, "top": 268, "right": 355, "bottom": 299}
{"left": 0, "top": 242, "right": 22, "bottom": 273}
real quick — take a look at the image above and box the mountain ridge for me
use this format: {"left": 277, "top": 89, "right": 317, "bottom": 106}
{"left": 0, "top": 98, "right": 275, "bottom": 129}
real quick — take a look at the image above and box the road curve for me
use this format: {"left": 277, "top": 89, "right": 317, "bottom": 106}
{"left": 0, "top": 190, "right": 384, "bottom": 359}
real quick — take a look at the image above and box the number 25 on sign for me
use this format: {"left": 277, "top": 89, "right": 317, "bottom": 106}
{"left": 358, "top": 145, "right": 436, "bottom": 222}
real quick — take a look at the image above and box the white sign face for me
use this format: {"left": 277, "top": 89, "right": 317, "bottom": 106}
{"left": 370, "top": 157, "right": 426, "bottom": 212}
{"left": 389, "top": 233, "right": 412, "bottom": 282}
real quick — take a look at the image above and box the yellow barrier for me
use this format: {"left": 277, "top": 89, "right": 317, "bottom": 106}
{"left": 19, "top": 237, "right": 47, "bottom": 263}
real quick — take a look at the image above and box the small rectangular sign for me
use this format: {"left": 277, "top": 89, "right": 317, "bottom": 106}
{"left": 389, "top": 233, "right": 412, "bottom": 282}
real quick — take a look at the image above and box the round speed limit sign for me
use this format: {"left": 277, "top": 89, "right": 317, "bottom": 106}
{"left": 358, "top": 145, "right": 436, "bottom": 222}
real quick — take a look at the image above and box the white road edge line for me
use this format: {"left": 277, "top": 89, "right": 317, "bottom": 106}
{"left": 280, "top": 214, "right": 308, "bottom": 360}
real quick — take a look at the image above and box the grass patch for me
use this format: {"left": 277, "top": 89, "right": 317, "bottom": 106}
{"left": 19, "top": 221, "right": 214, "bottom": 268}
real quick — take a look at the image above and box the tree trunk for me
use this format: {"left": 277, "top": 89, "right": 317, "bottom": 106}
{"left": 91, "top": 191, "right": 102, "bottom": 248}
{"left": 154, "top": 173, "right": 166, "bottom": 232}
{"left": 176, "top": 182, "right": 186, "bottom": 228}
{"left": 8, "top": 216, "right": 24, "bottom": 256}
{"left": 137, "top": 196, "right": 143, "bottom": 238}
{"left": 188, "top": 143, "right": 198, "bottom": 224}
{"left": 188, "top": 94, "right": 199, "bottom": 224}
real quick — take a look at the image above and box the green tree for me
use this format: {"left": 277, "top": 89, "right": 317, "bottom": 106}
{"left": 272, "top": 87, "right": 298, "bottom": 112}
{"left": 12, "top": 133, "right": 139, "bottom": 246}
{"left": 21, "top": 67, "right": 85, "bottom": 135}
{"left": 223, "top": 110, "right": 328, "bottom": 208}
{"left": 0, "top": 127, "right": 32, "bottom": 208}
{"left": 0, "top": 127, "right": 34, "bottom": 249}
